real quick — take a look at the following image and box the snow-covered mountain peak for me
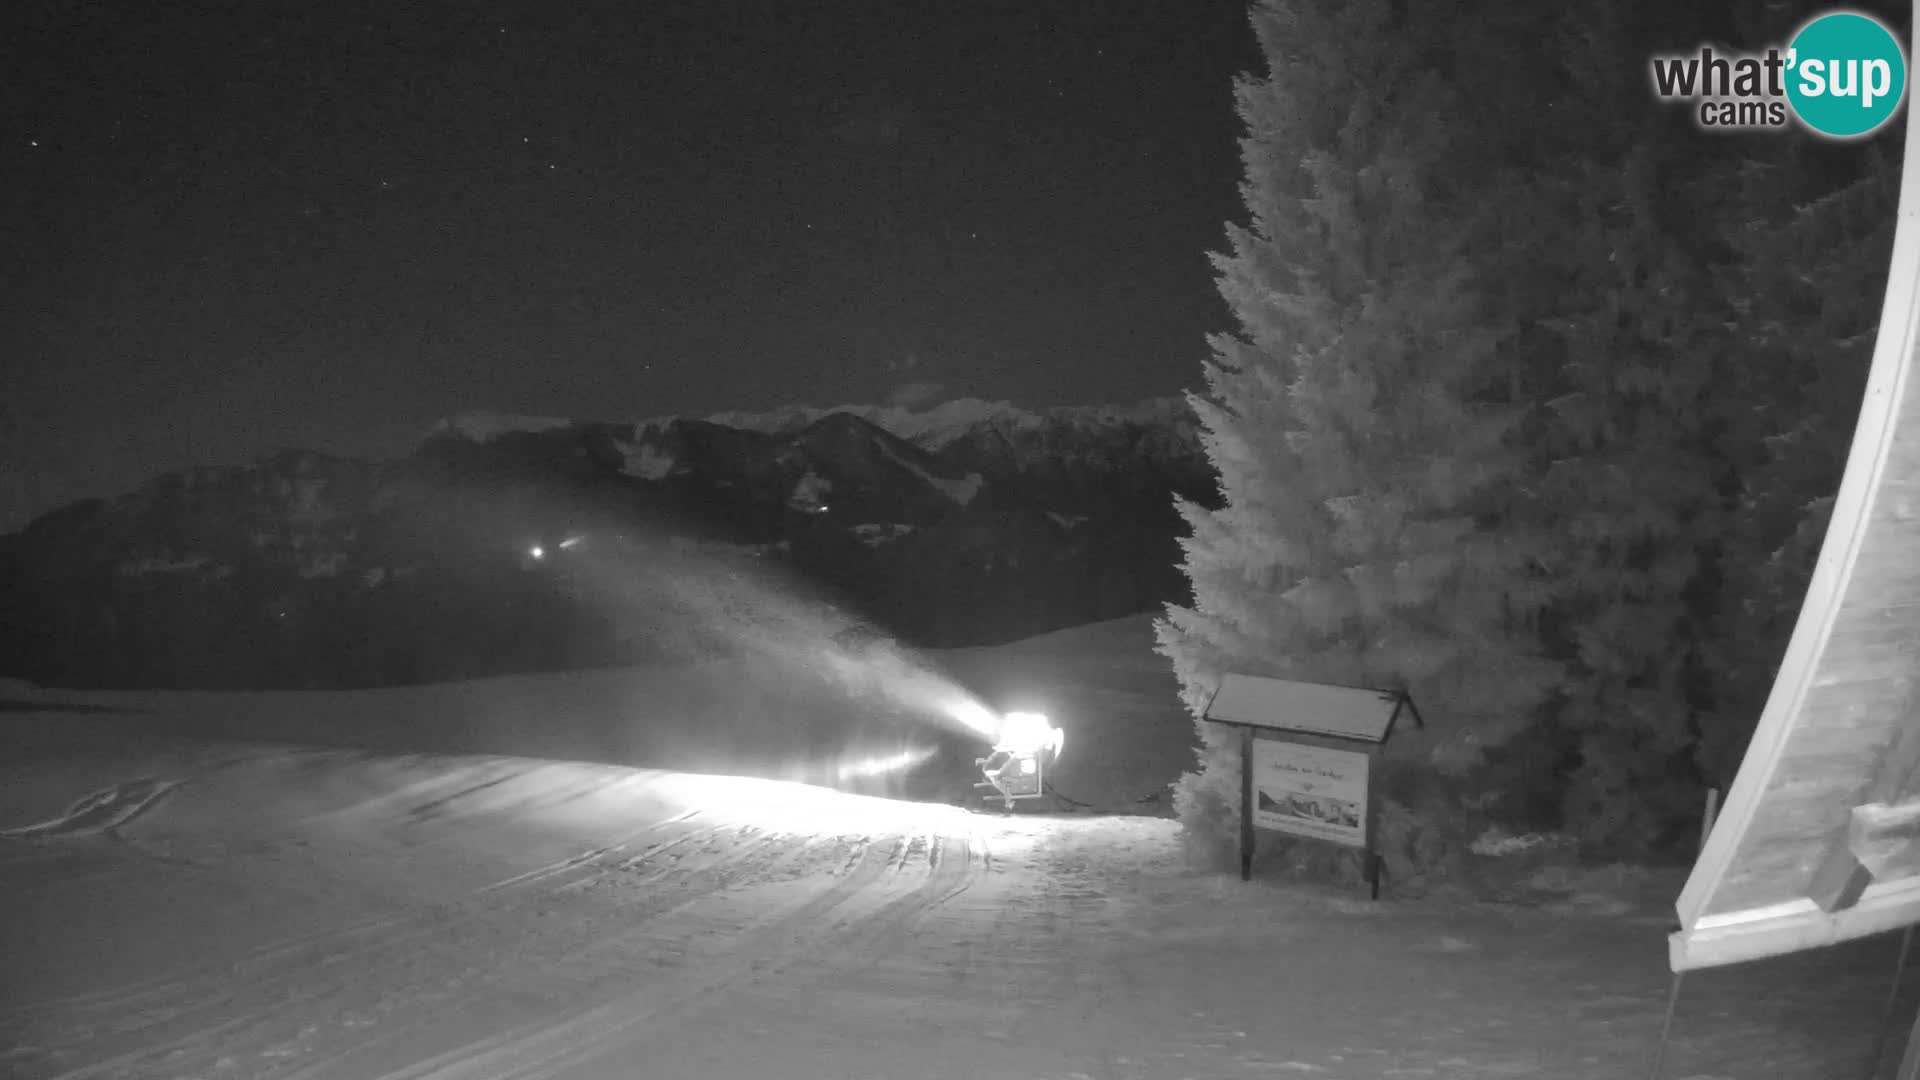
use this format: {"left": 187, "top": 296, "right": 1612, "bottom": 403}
{"left": 698, "top": 398, "right": 1030, "bottom": 447}
{"left": 425, "top": 397, "right": 1196, "bottom": 458}
{"left": 696, "top": 396, "right": 1192, "bottom": 450}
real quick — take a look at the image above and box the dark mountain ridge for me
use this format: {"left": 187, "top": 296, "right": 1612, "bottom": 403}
{"left": 0, "top": 398, "right": 1216, "bottom": 690}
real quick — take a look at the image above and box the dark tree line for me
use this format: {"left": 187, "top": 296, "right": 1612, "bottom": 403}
{"left": 1157, "top": 0, "right": 1901, "bottom": 873}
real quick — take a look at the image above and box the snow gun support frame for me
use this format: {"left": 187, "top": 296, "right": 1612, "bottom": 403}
{"left": 974, "top": 747, "right": 1046, "bottom": 811}
{"left": 973, "top": 711, "right": 1062, "bottom": 812}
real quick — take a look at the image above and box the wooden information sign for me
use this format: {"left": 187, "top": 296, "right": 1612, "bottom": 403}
{"left": 1202, "top": 673, "right": 1421, "bottom": 899}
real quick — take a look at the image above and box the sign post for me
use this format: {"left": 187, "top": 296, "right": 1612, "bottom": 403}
{"left": 1202, "top": 674, "right": 1422, "bottom": 898}
{"left": 1240, "top": 724, "right": 1255, "bottom": 881}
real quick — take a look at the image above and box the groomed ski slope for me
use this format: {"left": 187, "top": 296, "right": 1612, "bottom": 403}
{"left": 0, "top": 617, "right": 1899, "bottom": 1080}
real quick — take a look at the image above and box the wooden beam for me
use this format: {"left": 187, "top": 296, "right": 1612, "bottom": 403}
{"left": 1852, "top": 800, "right": 1920, "bottom": 880}
{"left": 1672, "top": 877, "right": 1920, "bottom": 971}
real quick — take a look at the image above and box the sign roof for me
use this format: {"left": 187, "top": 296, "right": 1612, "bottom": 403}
{"left": 1203, "top": 673, "right": 1409, "bottom": 744}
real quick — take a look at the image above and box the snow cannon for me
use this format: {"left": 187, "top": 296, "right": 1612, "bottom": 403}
{"left": 974, "top": 710, "right": 1064, "bottom": 812}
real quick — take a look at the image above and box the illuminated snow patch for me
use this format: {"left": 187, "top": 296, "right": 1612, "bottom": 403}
{"left": 789, "top": 471, "right": 834, "bottom": 513}
{"left": 852, "top": 523, "right": 916, "bottom": 547}
{"left": 931, "top": 473, "right": 982, "bottom": 504}
{"left": 654, "top": 772, "right": 973, "bottom": 835}
{"left": 430, "top": 411, "right": 573, "bottom": 442}
{"left": 873, "top": 438, "right": 981, "bottom": 505}
{"left": 613, "top": 437, "right": 676, "bottom": 480}
{"left": 117, "top": 554, "right": 216, "bottom": 576}
{"left": 835, "top": 746, "right": 937, "bottom": 781}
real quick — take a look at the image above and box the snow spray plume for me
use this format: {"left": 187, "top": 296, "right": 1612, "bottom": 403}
{"left": 536, "top": 530, "right": 1000, "bottom": 741}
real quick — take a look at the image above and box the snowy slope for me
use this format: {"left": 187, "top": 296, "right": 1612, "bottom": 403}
{"left": 0, "top": 619, "right": 1899, "bottom": 1080}
{"left": 0, "top": 615, "right": 1193, "bottom": 814}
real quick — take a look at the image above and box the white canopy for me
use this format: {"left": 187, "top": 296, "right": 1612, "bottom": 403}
{"left": 1671, "top": 68, "right": 1920, "bottom": 972}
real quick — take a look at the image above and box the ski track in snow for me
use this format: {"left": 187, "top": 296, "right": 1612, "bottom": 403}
{"left": 0, "top": 744, "right": 1897, "bottom": 1080}
{"left": 26, "top": 821, "right": 774, "bottom": 1074}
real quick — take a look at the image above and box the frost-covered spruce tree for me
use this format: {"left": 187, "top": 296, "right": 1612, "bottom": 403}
{"left": 1523, "top": 139, "right": 1736, "bottom": 851}
{"left": 1472, "top": 2, "right": 1752, "bottom": 852}
{"left": 1154, "top": 0, "right": 1560, "bottom": 878}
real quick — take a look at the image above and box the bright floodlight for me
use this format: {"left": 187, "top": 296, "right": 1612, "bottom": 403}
{"left": 528, "top": 545, "right": 546, "bottom": 560}
{"left": 995, "top": 711, "right": 1059, "bottom": 754}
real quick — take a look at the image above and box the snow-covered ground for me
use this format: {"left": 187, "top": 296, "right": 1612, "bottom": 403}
{"left": 0, "top": 620, "right": 1904, "bottom": 1080}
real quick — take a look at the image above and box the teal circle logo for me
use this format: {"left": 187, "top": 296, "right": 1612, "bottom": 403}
{"left": 1786, "top": 11, "right": 1908, "bottom": 138}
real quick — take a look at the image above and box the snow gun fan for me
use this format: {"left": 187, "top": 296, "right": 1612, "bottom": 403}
{"left": 973, "top": 710, "right": 1063, "bottom": 812}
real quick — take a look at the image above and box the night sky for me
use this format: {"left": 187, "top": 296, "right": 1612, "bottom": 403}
{"left": 2, "top": 0, "right": 1256, "bottom": 531}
